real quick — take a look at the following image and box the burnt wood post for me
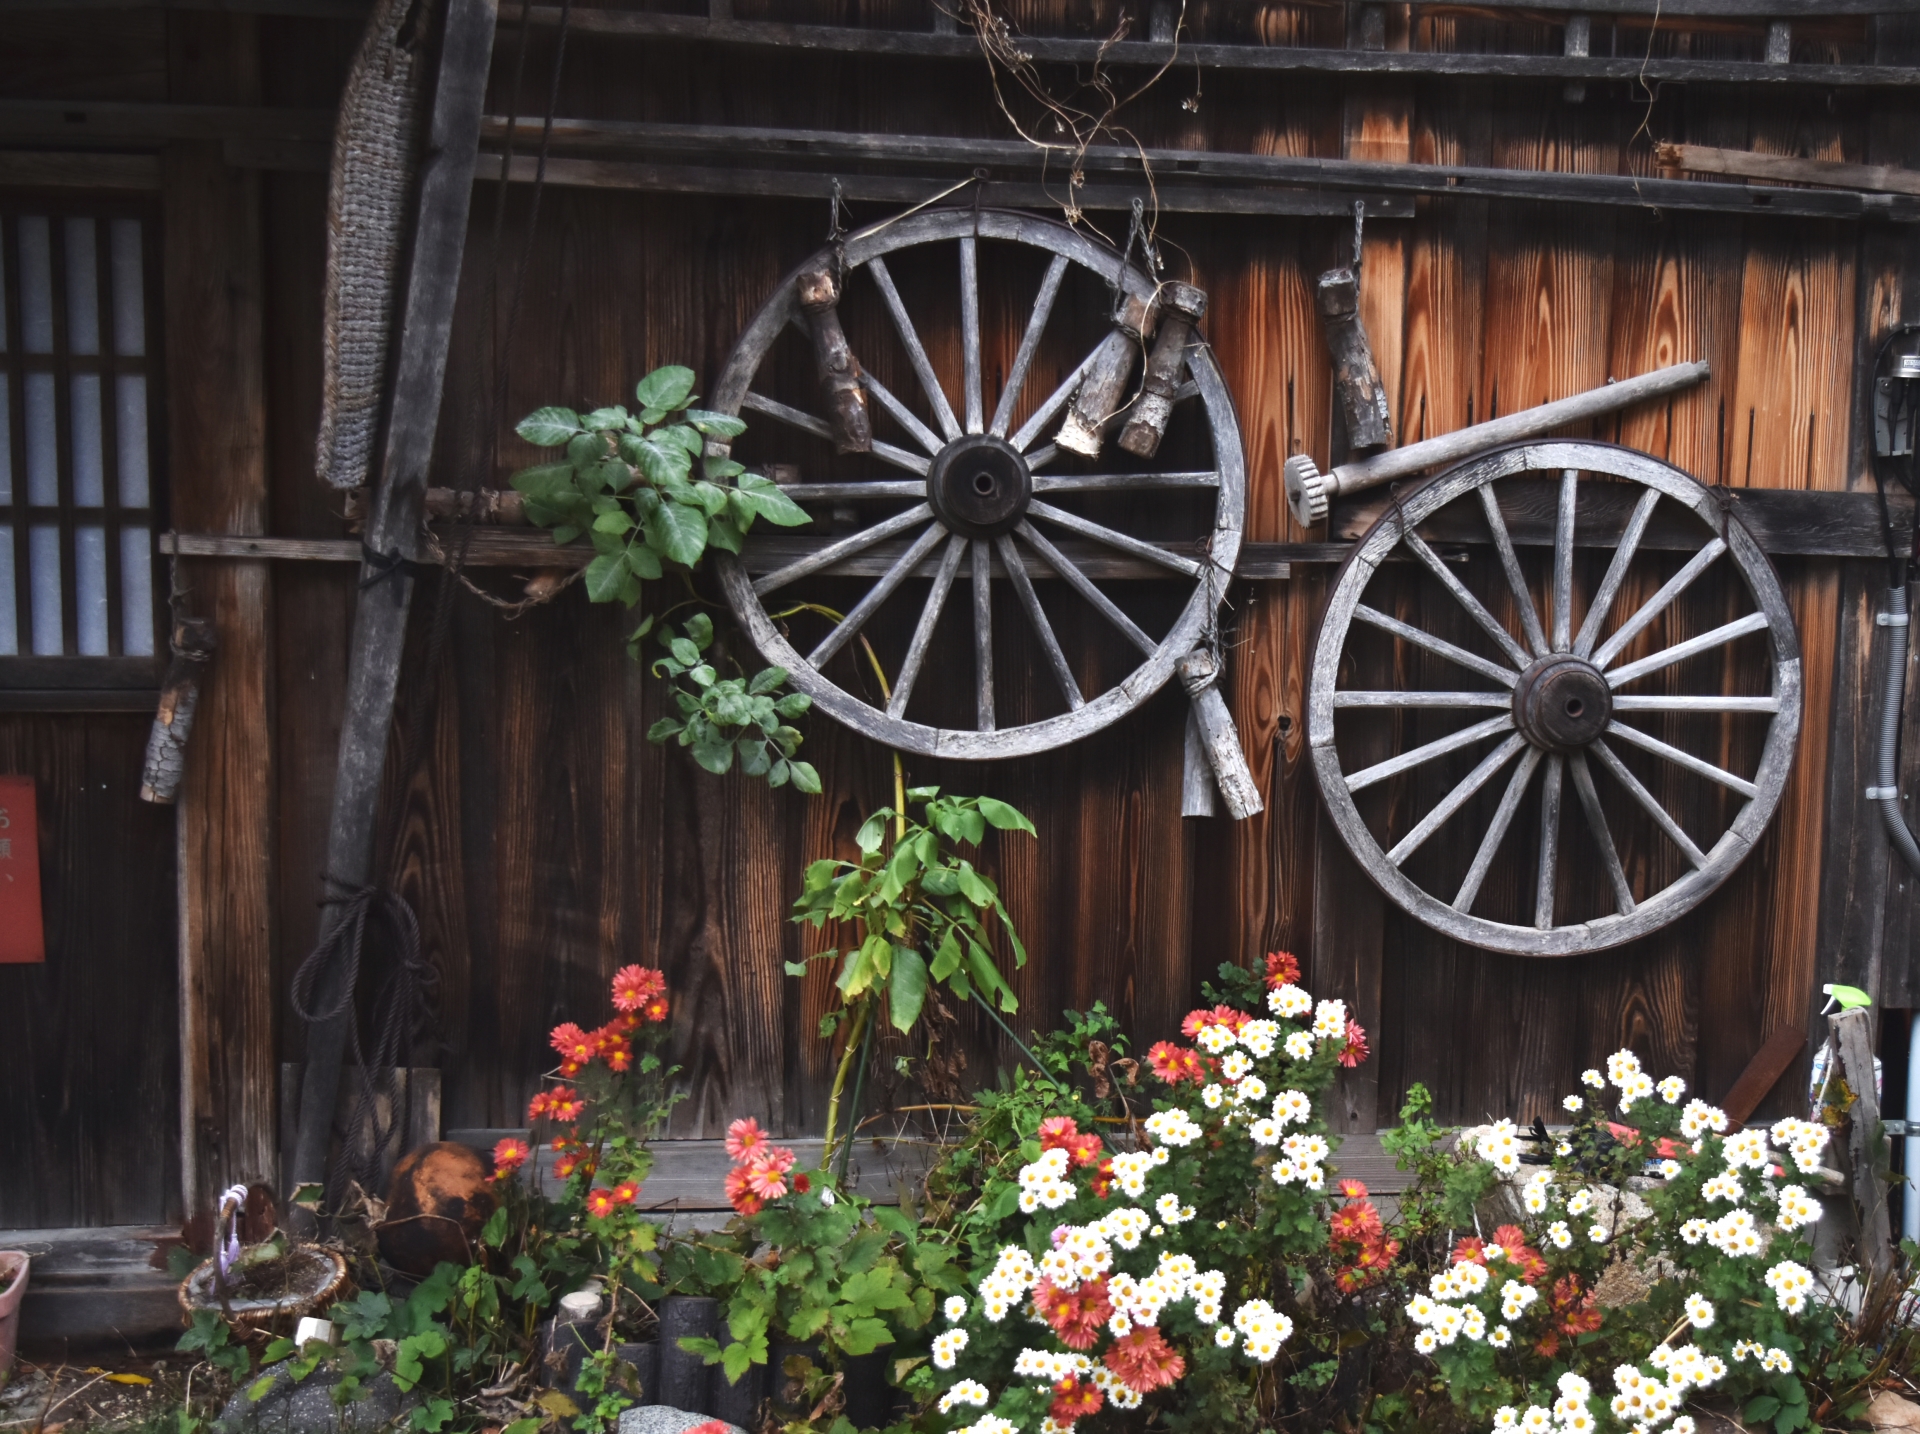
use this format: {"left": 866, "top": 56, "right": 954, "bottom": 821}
{"left": 1829, "top": 1008, "right": 1895, "bottom": 1276}
{"left": 1056, "top": 287, "right": 1157, "bottom": 457}
{"left": 795, "top": 261, "right": 872, "bottom": 453}
{"left": 140, "top": 615, "right": 218, "bottom": 804}
{"left": 1120, "top": 281, "right": 1205, "bottom": 458}
{"left": 287, "top": 0, "right": 495, "bottom": 1219}
{"left": 1314, "top": 267, "right": 1392, "bottom": 453}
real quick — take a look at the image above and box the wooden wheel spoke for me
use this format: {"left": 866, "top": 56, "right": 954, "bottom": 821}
{"left": 1345, "top": 713, "right": 1515, "bottom": 793}
{"left": 1025, "top": 443, "right": 1059, "bottom": 471}
{"left": 780, "top": 479, "right": 926, "bottom": 501}
{"left": 1589, "top": 536, "right": 1727, "bottom": 669}
{"left": 960, "top": 236, "right": 984, "bottom": 435}
{"left": 1026, "top": 499, "right": 1203, "bottom": 577}
{"left": 1454, "top": 747, "right": 1544, "bottom": 914}
{"left": 1401, "top": 526, "right": 1533, "bottom": 669}
{"left": 1478, "top": 484, "right": 1549, "bottom": 658}
{"left": 1535, "top": 753, "right": 1565, "bottom": 929}
{"left": 990, "top": 253, "right": 1069, "bottom": 439}
{"left": 887, "top": 532, "right": 969, "bottom": 719}
{"left": 1015, "top": 519, "right": 1157, "bottom": 656}
{"left": 1033, "top": 470, "right": 1218, "bottom": 494}
{"left": 1610, "top": 694, "right": 1780, "bottom": 713}
{"left": 1606, "top": 611, "right": 1770, "bottom": 688}
{"left": 1552, "top": 468, "right": 1578, "bottom": 652}
{"left": 1574, "top": 488, "right": 1660, "bottom": 659}
{"left": 1569, "top": 750, "right": 1635, "bottom": 915}
{"left": 865, "top": 255, "right": 962, "bottom": 442}
{"left": 742, "top": 391, "right": 931, "bottom": 475}
{"left": 1387, "top": 733, "right": 1528, "bottom": 866}
{"left": 1352, "top": 606, "right": 1521, "bottom": 688}
{"left": 1605, "top": 719, "right": 1757, "bottom": 798}
{"left": 860, "top": 371, "right": 945, "bottom": 456}
{"left": 972, "top": 538, "right": 994, "bottom": 731}
{"left": 752, "top": 503, "right": 934, "bottom": 596}
{"left": 807, "top": 522, "right": 951, "bottom": 667}
{"left": 995, "top": 533, "right": 1084, "bottom": 710}
{"left": 1589, "top": 737, "right": 1709, "bottom": 868}
{"left": 1010, "top": 345, "right": 1102, "bottom": 454}
{"left": 1333, "top": 690, "right": 1511, "bottom": 709}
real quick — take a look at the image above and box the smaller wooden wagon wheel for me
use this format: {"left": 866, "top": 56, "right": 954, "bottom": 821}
{"left": 709, "top": 208, "right": 1247, "bottom": 761}
{"left": 1309, "top": 440, "right": 1802, "bottom": 957}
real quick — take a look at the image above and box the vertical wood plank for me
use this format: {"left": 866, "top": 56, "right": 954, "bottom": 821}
{"left": 165, "top": 10, "right": 277, "bottom": 1216}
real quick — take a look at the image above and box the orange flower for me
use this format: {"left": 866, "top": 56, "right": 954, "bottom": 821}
{"left": 611, "top": 965, "right": 667, "bottom": 1013}
{"left": 594, "top": 1025, "right": 633, "bottom": 1072}
{"left": 1330, "top": 1199, "right": 1383, "bottom": 1246}
{"left": 545, "top": 1088, "right": 586, "bottom": 1123}
{"left": 1039, "top": 1116, "right": 1082, "bottom": 1150}
{"left": 1064, "top": 1132, "right": 1104, "bottom": 1168}
{"left": 585, "top": 1187, "right": 617, "bottom": 1219}
{"left": 724, "top": 1164, "right": 764, "bottom": 1216}
{"left": 1550, "top": 1274, "right": 1603, "bottom": 1335}
{"left": 1102, "top": 1326, "right": 1185, "bottom": 1393}
{"left": 641, "top": 994, "right": 669, "bottom": 1024}
{"left": 550, "top": 1022, "right": 597, "bottom": 1065}
{"left": 1264, "top": 951, "right": 1301, "bottom": 990}
{"left": 491, "top": 1138, "right": 530, "bottom": 1179}
{"left": 558, "top": 1058, "right": 584, "bottom": 1079}
{"left": 1180, "top": 1005, "right": 1249, "bottom": 1039}
{"left": 1146, "top": 1041, "right": 1207, "bottom": 1086}
{"left": 554, "top": 1153, "right": 583, "bottom": 1180}
{"left": 1090, "top": 1158, "right": 1115, "bottom": 1199}
{"left": 1338, "top": 1179, "right": 1368, "bottom": 1200}
{"left": 527, "top": 1090, "right": 554, "bottom": 1122}
{"left": 1049, "top": 1377, "right": 1103, "bottom": 1424}
{"left": 726, "top": 1117, "right": 770, "bottom": 1163}
{"left": 610, "top": 1180, "right": 640, "bottom": 1205}
{"left": 1033, "top": 1278, "right": 1112, "bottom": 1351}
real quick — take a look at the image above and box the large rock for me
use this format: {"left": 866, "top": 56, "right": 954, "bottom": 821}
{"left": 617, "top": 1406, "right": 745, "bottom": 1434}
{"left": 379, "top": 1142, "right": 497, "bottom": 1275}
{"left": 214, "top": 1361, "right": 420, "bottom": 1434}
{"left": 1869, "top": 1391, "right": 1920, "bottom": 1432}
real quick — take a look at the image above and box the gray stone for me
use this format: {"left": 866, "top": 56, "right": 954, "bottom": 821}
{"left": 617, "top": 1405, "right": 745, "bottom": 1434}
{"left": 215, "top": 1361, "right": 421, "bottom": 1434}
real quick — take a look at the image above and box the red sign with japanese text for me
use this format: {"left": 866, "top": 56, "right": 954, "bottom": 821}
{"left": 0, "top": 776, "right": 45, "bottom": 963}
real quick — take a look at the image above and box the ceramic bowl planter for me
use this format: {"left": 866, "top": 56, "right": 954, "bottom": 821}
{"left": 178, "top": 1239, "right": 349, "bottom": 1334}
{"left": 0, "top": 1251, "right": 27, "bottom": 1376}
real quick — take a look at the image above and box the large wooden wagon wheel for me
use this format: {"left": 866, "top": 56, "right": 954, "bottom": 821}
{"left": 709, "top": 208, "right": 1247, "bottom": 761}
{"left": 1310, "top": 440, "right": 1801, "bottom": 957}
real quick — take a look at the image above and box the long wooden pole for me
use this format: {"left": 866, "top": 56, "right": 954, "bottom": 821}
{"left": 288, "top": 0, "right": 496, "bottom": 1214}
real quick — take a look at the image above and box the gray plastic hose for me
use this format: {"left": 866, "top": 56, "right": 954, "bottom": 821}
{"left": 1876, "top": 584, "right": 1920, "bottom": 876}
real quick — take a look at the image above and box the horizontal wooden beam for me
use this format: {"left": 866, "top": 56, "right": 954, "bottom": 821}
{"left": 1657, "top": 141, "right": 1920, "bottom": 198}
{"left": 478, "top": 117, "right": 1920, "bottom": 222}
{"left": 503, "top": 8, "right": 1920, "bottom": 89}
{"left": 1422, "top": 0, "right": 1888, "bottom": 14}
{"left": 0, "top": 0, "right": 365, "bottom": 13}
{"left": 0, "top": 99, "right": 334, "bottom": 144}
{"left": 0, "top": 151, "right": 159, "bottom": 189}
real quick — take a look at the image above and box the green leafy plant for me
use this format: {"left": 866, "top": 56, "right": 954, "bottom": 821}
{"left": 645, "top": 612, "right": 820, "bottom": 792}
{"left": 511, "top": 365, "right": 809, "bottom": 606}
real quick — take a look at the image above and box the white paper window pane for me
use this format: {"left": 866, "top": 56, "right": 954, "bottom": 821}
{"left": 119, "top": 525, "right": 152, "bottom": 656}
{"left": 109, "top": 218, "right": 144, "bottom": 357}
{"left": 63, "top": 218, "right": 99, "bottom": 356}
{"left": 70, "top": 373, "right": 103, "bottom": 506}
{"left": 24, "top": 372, "right": 57, "bottom": 506}
{"left": 75, "top": 524, "right": 106, "bottom": 655}
{"left": 116, "top": 374, "right": 148, "bottom": 508}
{"left": 29, "top": 523, "right": 61, "bottom": 654}
{"left": 0, "top": 526, "right": 15, "bottom": 656}
{"left": 0, "top": 386, "right": 10, "bottom": 504}
{"left": 18, "top": 216, "right": 53, "bottom": 354}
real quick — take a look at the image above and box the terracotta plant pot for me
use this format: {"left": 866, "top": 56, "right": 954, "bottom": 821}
{"left": 178, "top": 1242, "right": 348, "bottom": 1334}
{"left": 0, "top": 1251, "right": 28, "bottom": 1376}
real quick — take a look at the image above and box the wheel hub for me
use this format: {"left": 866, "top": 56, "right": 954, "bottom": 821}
{"left": 926, "top": 434, "right": 1031, "bottom": 539}
{"left": 1512, "top": 654, "right": 1612, "bottom": 751}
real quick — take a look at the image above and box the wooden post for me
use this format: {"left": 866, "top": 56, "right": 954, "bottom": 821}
{"left": 165, "top": 9, "right": 278, "bottom": 1223}
{"left": 1829, "top": 1008, "right": 1895, "bottom": 1276}
{"left": 1120, "top": 281, "right": 1205, "bottom": 458}
{"left": 287, "top": 0, "right": 496, "bottom": 1215}
{"left": 1314, "top": 268, "right": 1392, "bottom": 453}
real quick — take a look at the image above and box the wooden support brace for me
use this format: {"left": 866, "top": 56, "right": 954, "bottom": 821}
{"left": 1056, "top": 289, "right": 1156, "bottom": 458}
{"left": 1314, "top": 268, "right": 1392, "bottom": 453}
{"left": 796, "top": 262, "right": 872, "bottom": 454}
{"left": 1181, "top": 708, "right": 1215, "bottom": 818}
{"left": 1120, "top": 281, "right": 1206, "bottom": 459}
{"left": 140, "top": 616, "right": 217, "bottom": 805}
{"left": 1178, "top": 647, "right": 1264, "bottom": 820}
{"left": 1563, "top": 14, "right": 1590, "bottom": 102}
{"left": 1828, "top": 1008, "right": 1895, "bottom": 1277}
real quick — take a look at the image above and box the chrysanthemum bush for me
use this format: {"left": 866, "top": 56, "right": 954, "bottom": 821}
{"left": 912, "top": 955, "right": 1364, "bottom": 1434}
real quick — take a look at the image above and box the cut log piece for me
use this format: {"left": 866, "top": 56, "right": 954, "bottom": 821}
{"left": 139, "top": 615, "right": 217, "bottom": 804}
{"left": 796, "top": 262, "right": 872, "bottom": 453}
{"left": 1120, "top": 281, "right": 1206, "bottom": 458}
{"left": 1056, "top": 288, "right": 1157, "bottom": 457}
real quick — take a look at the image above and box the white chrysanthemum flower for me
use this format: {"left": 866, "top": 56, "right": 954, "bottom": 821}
{"left": 1761, "top": 1348, "right": 1794, "bottom": 1374}
{"left": 1684, "top": 1293, "right": 1715, "bottom": 1329}
{"left": 1589, "top": 1224, "right": 1610, "bottom": 1244}
{"left": 1493, "top": 1407, "right": 1519, "bottom": 1431}
{"left": 1547, "top": 1221, "right": 1573, "bottom": 1249}
{"left": 1406, "top": 1293, "right": 1437, "bottom": 1325}
{"left": 1143, "top": 1109, "right": 1203, "bottom": 1147}
{"left": 1234, "top": 1075, "right": 1268, "bottom": 1106}
{"left": 1520, "top": 1406, "right": 1554, "bottom": 1434}
{"left": 1270, "top": 1089, "right": 1312, "bottom": 1126}
{"left": 1658, "top": 1159, "right": 1682, "bottom": 1179}
{"left": 1657, "top": 1075, "right": 1687, "bottom": 1104}
{"left": 1214, "top": 1326, "right": 1235, "bottom": 1348}
{"left": 1268, "top": 983, "right": 1312, "bottom": 1017}
{"left": 1313, "top": 999, "right": 1348, "bottom": 1039}
{"left": 938, "top": 1381, "right": 990, "bottom": 1414}
{"left": 1239, "top": 1020, "right": 1278, "bottom": 1058}
{"left": 1156, "top": 1192, "right": 1195, "bottom": 1225}
{"left": 1581, "top": 1069, "right": 1605, "bottom": 1088}
{"left": 1221, "top": 1050, "right": 1253, "bottom": 1082}
{"left": 1701, "top": 1170, "right": 1744, "bottom": 1204}
{"left": 955, "top": 1416, "right": 1017, "bottom": 1434}
{"left": 1152, "top": 1147, "right": 1169, "bottom": 1166}
{"left": 1489, "top": 1326, "right": 1512, "bottom": 1349}
{"left": 1670, "top": 1419, "right": 1696, "bottom": 1434}
{"left": 1556, "top": 1139, "right": 1573, "bottom": 1157}
{"left": 1500, "top": 1280, "right": 1539, "bottom": 1321}
{"left": 1606, "top": 1049, "right": 1643, "bottom": 1085}
{"left": 1617, "top": 1071, "right": 1656, "bottom": 1112}
{"left": 1200, "top": 1083, "right": 1225, "bottom": 1110}
{"left": 945, "top": 1296, "right": 968, "bottom": 1322}
{"left": 932, "top": 1329, "right": 969, "bottom": 1369}
{"left": 1413, "top": 1328, "right": 1439, "bottom": 1354}
{"left": 1284, "top": 1031, "right": 1315, "bottom": 1061}
{"left": 1567, "top": 1188, "right": 1594, "bottom": 1216}
{"left": 1563, "top": 1094, "right": 1584, "bottom": 1112}
{"left": 1681, "top": 1099, "right": 1730, "bottom": 1139}
{"left": 1775, "top": 1184, "right": 1821, "bottom": 1231}
{"left": 1248, "top": 1116, "right": 1281, "bottom": 1147}
{"left": 1723, "top": 1128, "right": 1771, "bottom": 1170}
{"left": 1678, "top": 1218, "right": 1708, "bottom": 1245}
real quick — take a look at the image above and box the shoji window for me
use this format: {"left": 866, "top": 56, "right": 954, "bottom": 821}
{"left": 0, "top": 203, "right": 163, "bottom": 701}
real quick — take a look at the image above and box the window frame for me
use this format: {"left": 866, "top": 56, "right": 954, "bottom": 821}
{"left": 0, "top": 190, "right": 169, "bottom": 711}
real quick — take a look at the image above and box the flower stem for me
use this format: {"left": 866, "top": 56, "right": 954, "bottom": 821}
{"left": 837, "top": 1009, "right": 878, "bottom": 1185}
{"left": 821, "top": 998, "right": 871, "bottom": 1158}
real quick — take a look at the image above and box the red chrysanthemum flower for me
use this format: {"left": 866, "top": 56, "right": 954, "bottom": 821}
{"left": 550, "top": 1022, "right": 596, "bottom": 1065}
{"left": 585, "top": 1187, "right": 617, "bottom": 1219}
{"left": 610, "top": 1180, "right": 640, "bottom": 1206}
{"left": 1264, "top": 951, "right": 1302, "bottom": 990}
{"left": 746, "top": 1163, "right": 789, "bottom": 1201}
{"left": 1180, "top": 1005, "right": 1250, "bottom": 1039}
{"left": 1049, "top": 1377, "right": 1104, "bottom": 1424}
{"left": 1090, "top": 1158, "right": 1115, "bottom": 1199}
{"left": 1064, "top": 1132, "right": 1104, "bottom": 1168}
{"left": 641, "top": 994, "right": 670, "bottom": 1024}
{"left": 1338, "top": 1018, "right": 1370, "bottom": 1068}
{"left": 754, "top": 1145, "right": 797, "bottom": 1177}
{"left": 1338, "top": 1179, "right": 1369, "bottom": 1200}
{"left": 603, "top": 1044, "right": 633, "bottom": 1073}
{"left": 1550, "top": 1274, "right": 1602, "bottom": 1334}
{"left": 1534, "top": 1331, "right": 1562, "bottom": 1358}
{"left": 545, "top": 1088, "right": 585, "bottom": 1123}
{"left": 724, "top": 1164, "right": 764, "bottom": 1216}
{"left": 1146, "top": 1041, "right": 1208, "bottom": 1085}
{"left": 1330, "top": 1199, "right": 1383, "bottom": 1245}
{"left": 527, "top": 1090, "right": 554, "bottom": 1122}
{"left": 1102, "top": 1326, "right": 1185, "bottom": 1393}
{"left": 1335, "top": 1265, "right": 1372, "bottom": 1294}
{"left": 1356, "top": 1235, "right": 1400, "bottom": 1271}
{"left": 554, "top": 1153, "right": 582, "bottom": 1180}
{"left": 491, "top": 1138, "right": 530, "bottom": 1179}
{"left": 558, "top": 1058, "right": 584, "bottom": 1079}
{"left": 1039, "top": 1116, "right": 1081, "bottom": 1150}
{"left": 793, "top": 1172, "right": 811, "bottom": 1194}
{"left": 726, "top": 1117, "right": 770, "bottom": 1163}
{"left": 1492, "top": 1226, "right": 1548, "bottom": 1284}
{"left": 1032, "top": 1278, "right": 1112, "bottom": 1351}
{"left": 611, "top": 964, "right": 667, "bottom": 1013}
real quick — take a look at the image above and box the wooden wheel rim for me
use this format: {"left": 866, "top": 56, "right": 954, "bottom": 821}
{"left": 1308, "top": 440, "right": 1802, "bottom": 957}
{"left": 712, "top": 208, "right": 1248, "bottom": 760}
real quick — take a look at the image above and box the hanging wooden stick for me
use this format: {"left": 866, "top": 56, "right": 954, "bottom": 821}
{"left": 1120, "top": 280, "right": 1205, "bottom": 458}
{"left": 797, "top": 261, "right": 872, "bottom": 453}
{"left": 1056, "top": 287, "right": 1157, "bottom": 457}
{"left": 140, "top": 615, "right": 217, "bottom": 805}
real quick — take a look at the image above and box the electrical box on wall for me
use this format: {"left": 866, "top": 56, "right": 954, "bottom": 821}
{"left": 0, "top": 776, "right": 45, "bottom": 964}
